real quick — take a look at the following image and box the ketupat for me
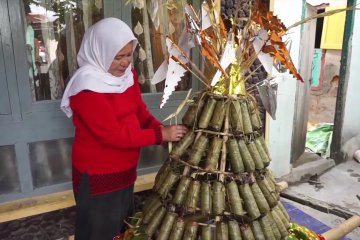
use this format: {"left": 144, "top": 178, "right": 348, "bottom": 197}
{"left": 173, "top": 176, "right": 192, "bottom": 206}
{"left": 238, "top": 140, "right": 256, "bottom": 172}
{"left": 216, "top": 222, "right": 229, "bottom": 240}
{"left": 248, "top": 100, "right": 262, "bottom": 130}
{"left": 257, "top": 178, "right": 278, "bottom": 208}
{"left": 156, "top": 169, "right": 180, "bottom": 198}
{"left": 209, "top": 100, "right": 228, "bottom": 131}
{"left": 198, "top": 97, "right": 217, "bottom": 129}
{"left": 200, "top": 181, "right": 212, "bottom": 215}
{"left": 156, "top": 211, "right": 178, "bottom": 240}
{"left": 205, "top": 136, "right": 223, "bottom": 170}
{"left": 226, "top": 180, "right": 246, "bottom": 216}
{"left": 240, "top": 101, "right": 253, "bottom": 134}
{"left": 250, "top": 220, "right": 266, "bottom": 240}
{"left": 171, "top": 131, "right": 195, "bottom": 158}
{"left": 144, "top": 206, "right": 166, "bottom": 236}
{"left": 168, "top": 217, "right": 186, "bottom": 240}
{"left": 254, "top": 137, "right": 271, "bottom": 166}
{"left": 271, "top": 209, "right": 289, "bottom": 238}
{"left": 247, "top": 141, "right": 264, "bottom": 170}
{"left": 184, "top": 179, "right": 201, "bottom": 213}
{"left": 182, "top": 221, "right": 198, "bottom": 240}
{"left": 228, "top": 220, "right": 242, "bottom": 240}
{"left": 250, "top": 182, "right": 270, "bottom": 214}
{"left": 182, "top": 95, "right": 206, "bottom": 127}
{"left": 227, "top": 138, "right": 245, "bottom": 173}
{"left": 230, "top": 100, "right": 244, "bottom": 134}
{"left": 188, "top": 134, "right": 208, "bottom": 166}
{"left": 240, "top": 224, "right": 256, "bottom": 240}
{"left": 212, "top": 181, "right": 226, "bottom": 215}
{"left": 238, "top": 183, "right": 261, "bottom": 220}
{"left": 259, "top": 215, "right": 277, "bottom": 240}
{"left": 201, "top": 225, "right": 212, "bottom": 240}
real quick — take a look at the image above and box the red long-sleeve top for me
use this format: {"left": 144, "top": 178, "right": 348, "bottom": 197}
{"left": 70, "top": 72, "right": 163, "bottom": 195}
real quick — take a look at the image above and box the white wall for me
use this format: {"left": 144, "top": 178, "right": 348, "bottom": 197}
{"left": 268, "top": 0, "right": 302, "bottom": 177}
{"left": 341, "top": 1, "right": 360, "bottom": 159}
{"left": 307, "top": 0, "right": 347, "bottom": 6}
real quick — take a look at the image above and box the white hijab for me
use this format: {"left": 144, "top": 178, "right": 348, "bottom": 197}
{"left": 60, "top": 17, "right": 138, "bottom": 117}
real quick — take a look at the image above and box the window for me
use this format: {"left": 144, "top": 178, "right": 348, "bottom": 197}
{"left": 23, "top": 0, "right": 103, "bottom": 101}
{"left": 29, "top": 138, "right": 73, "bottom": 188}
{"left": 131, "top": 1, "right": 191, "bottom": 93}
{"left": 0, "top": 145, "right": 20, "bottom": 195}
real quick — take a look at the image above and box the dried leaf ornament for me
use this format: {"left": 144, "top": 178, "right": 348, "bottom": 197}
{"left": 219, "top": 17, "right": 228, "bottom": 39}
{"left": 151, "top": 30, "right": 195, "bottom": 85}
{"left": 138, "top": 47, "right": 146, "bottom": 61}
{"left": 251, "top": 29, "right": 273, "bottom": 74}
{"left": 158, "top": 39, "right": 191, "bottom": 107}
{"left": 147, "top": 0, "right": 160, "bottom": 30}
{"left": 178, "top": 28, "right": 196, "bottom": 54}
{"left": 262, "top": 32, "right": 303, "bottom": 81}
{"left": 131, "top": 0, "right": 144, "bottom": 9}
{"left": 166, "top": 37, "right": 189, "bottom": 65}
{"left": 200, "top": 32, "right": 228, "bottom": 78}
{"left": 134, "top": 21, "right": 143, "bottom": 35}
{"left": 252, "top": 0, "right": 287, "bottom": 35}
{"left": 151, "top": 61, "right": 168, "bottom": 85}
{"left": 251, "top": 0, "right": 302, "bottom": 81}
{"left": 169, "top": 22, "right": 176, "bottom": 35}
{"left": 184, "top": 4, "right": 202, "bottom": 45}
{"left": 201, "top": 1, "right": 212, "bottom": 30}
{"left": 257, "top": 78, "right": 278, "bottom": 120}
{"left": 211, "top": 32, "right": 236, "bottom": 86}
{"left": 160, "top": 57, "right": 187, "bottom": 108}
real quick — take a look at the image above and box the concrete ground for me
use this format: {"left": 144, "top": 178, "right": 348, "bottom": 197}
{"left": 285, "top": 160, "right": 360, "bottom": 214}
{"left": 282, "top": 159, "right": 360, "bottom": 239}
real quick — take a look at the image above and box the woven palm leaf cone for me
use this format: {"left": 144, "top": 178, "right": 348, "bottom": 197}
{"left": 121, "top": 0, "right": 300, "bottom": 238}
{"left": 128, "top": 92, "right": 293, "bottom": 239}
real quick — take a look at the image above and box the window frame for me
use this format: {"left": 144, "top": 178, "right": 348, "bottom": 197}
{"left": 12, "top": 0, "right": 201, "bottom": 117}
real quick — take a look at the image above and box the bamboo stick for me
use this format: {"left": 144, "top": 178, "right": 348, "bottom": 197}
{"left": 219, "top": 104, "right": 230, "bottom": 182}
{"left": 322, "top": 216, "right": 360, "bottom": 240}
{"left": 141, "top": 2, "right": 156, "bottom": 93}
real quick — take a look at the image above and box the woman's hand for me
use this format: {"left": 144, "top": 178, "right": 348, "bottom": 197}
{"left": 161, "top": 125, "right": 188, "bottom": 142}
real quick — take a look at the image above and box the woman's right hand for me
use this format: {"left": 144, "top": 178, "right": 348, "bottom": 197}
{"left": 161, "top": 125, "right": 188, "bottom": 142}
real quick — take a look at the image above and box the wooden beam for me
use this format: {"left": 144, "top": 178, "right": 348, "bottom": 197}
{"left": 0, "top": 172, "right": 157, "bottom": 223}
{"left": 331, "top": 0, "right": 356, "bottom": 163}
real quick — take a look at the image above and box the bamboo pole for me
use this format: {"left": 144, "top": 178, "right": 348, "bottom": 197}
{"left": 142, "top": 2, "right": 157, "bottom": 93}
{"left": 322, "top": 216, "right": 360, "bottom": 240}
{"left": 219, "top": 103, "right": 230, "bottom": 182}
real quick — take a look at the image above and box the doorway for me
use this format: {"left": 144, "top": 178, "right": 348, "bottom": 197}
{"left": 291, "top": 0, "right": 348, "bottom": 164}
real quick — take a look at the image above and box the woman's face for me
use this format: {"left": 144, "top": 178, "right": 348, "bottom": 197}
{"left": 108, "top": 42, "right": 133, "bottom": 77}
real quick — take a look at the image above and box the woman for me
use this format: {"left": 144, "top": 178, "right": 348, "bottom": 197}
{"left": 60, "top": 18, "right": 187, "bottom": 240}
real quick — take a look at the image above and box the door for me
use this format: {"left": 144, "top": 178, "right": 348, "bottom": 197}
{"left": 290, "top": 3, "right": 317, "bottom": 163}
